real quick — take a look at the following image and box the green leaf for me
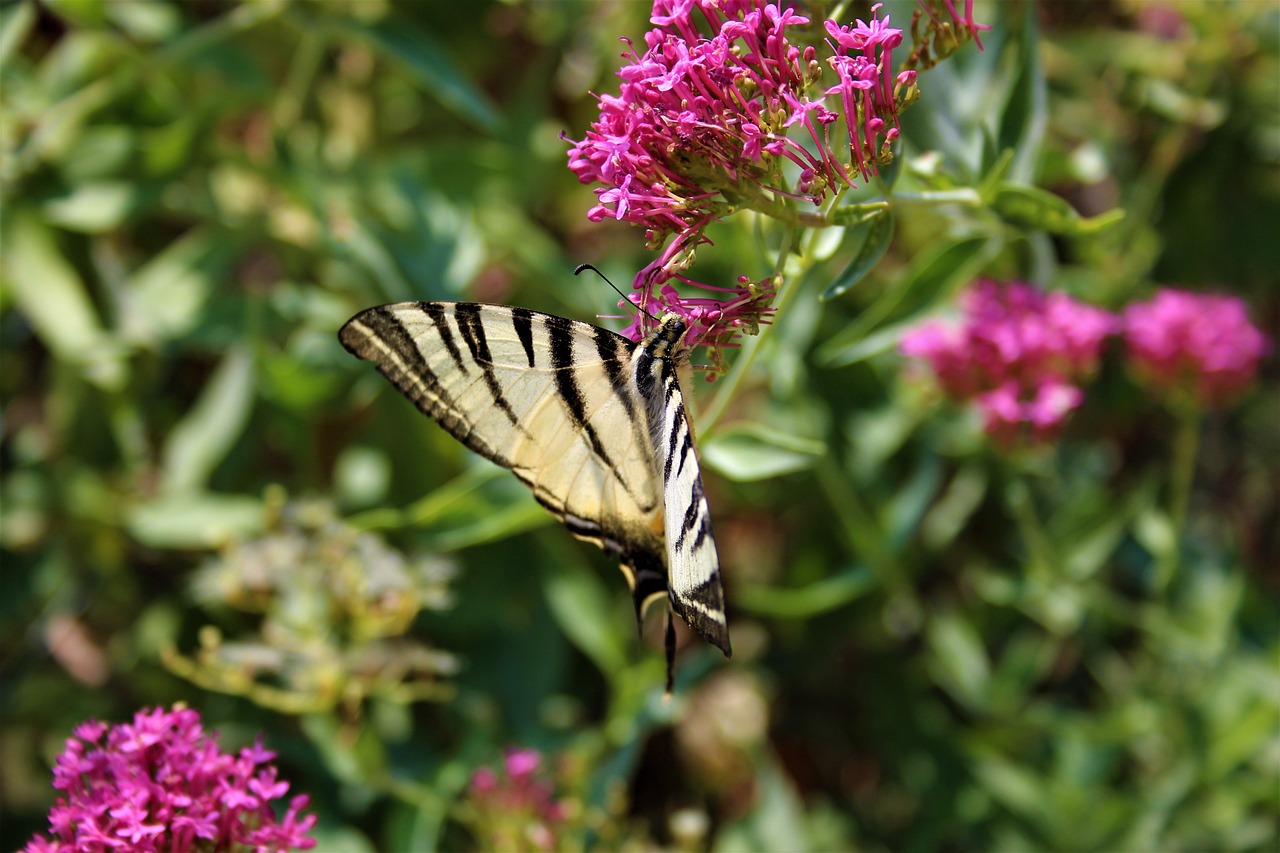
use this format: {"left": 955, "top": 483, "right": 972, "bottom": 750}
{"left": 539, "top": 552, "right": 628, "bottom": 677}
{"left": 922, "top": 464, "right": 989, "bottom": 549}
{"left": 996, "top": 6, "right": 1047, "bottom": 182}
{"left": 701, "top": 423, "right": 826, "bottom": 482}
{"left": 41, "top": 180, "right": 153, "bottom": 232}
{"left": 104, "top": 0, "right": 181, "bottom": 42}
{"left": 714, "top": 751, "right": 809, "bottom": 853}
{"left": 815, "top": 318, "right": 911, "bottom": 367}
{"left": 431, "top": 500, "right": 553, "bottom": 552}
{"left": 817, "top": 234, "right": 993, "bottom": 366}
{"left": 161, "top": 347, "right": 256, "bottom": 493}
{"left": 356, "top": 15, "right": 501, "bottom": 133}
{"left": 820, "top": 208, "right": 895, "bottom": 301}
{"left": 735, "top": 565, "right": 874, "bottom": 618}
{"left": 0, "top": 208, "right": 127, "bottom": 389}
{"left": 991, "top": 184, "right": 1075, "bottom": 230}
{"left": 877, "top": 135, "right": 904, "bottom": 190}
{"left": 927, "top": 610, "right": 991, "bottom": 713}
{"left": 128, "top": 492, "right": 265, "bottom": 548}
{"left": 0, "top": 0, "right": 37, "bottom": 69}
{"left": 43, "top": 0, "right": 109, "bottom": 29}
{"left": 122, "top": 226, "right": 240, "bottom": 344}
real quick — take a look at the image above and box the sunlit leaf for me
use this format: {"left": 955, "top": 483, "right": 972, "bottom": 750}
{"left": 701, "top": 423, "right": 826, "bottom": 482}
{"left": 0, "top": 208, "right": 127, "bottom": 389}
{"left": 735, "top": 565, "right": 874, "bottom": 618}
{"left": 0, "top": 0, "right": 36, "bottom": 68}
{"left": 41, "top": 180, "right": 152, "bottom": 232}
{"left": 817, "top": 234, "right": 993, "bottom": 365}
{"left": 820, "top": 208, "right": 894, "bottom": 301}
{"left": 122, "top": 227, "right": 240, "bottom": 344}
{"left": 996, "top": 7, "right": 1046, "bottom": 182}
{"left": 160, "top": 347, "right": 256, "bottom": 494}
{"left": 540, "top": 553, "right": 628, "bottom": 676}
{"left": 927, "top": 611, "right": 991, "bottom": 713}
{"left": 128, "top": 492, "right": 265, "bottom": 548}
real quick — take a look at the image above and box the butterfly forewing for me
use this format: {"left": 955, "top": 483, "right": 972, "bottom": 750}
{"left": 339, "top": 301, "right": 731, "bottom": 664}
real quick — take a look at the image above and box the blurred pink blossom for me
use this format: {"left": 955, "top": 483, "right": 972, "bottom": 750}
{"left": 1123, "top": 288, "right": 1269, "bottom": 406}
{"left": 901, "top": 280, "right": 1117, "bottom": 441}
{"left": 467, "top": 748, "right": 568, "bottom": 852}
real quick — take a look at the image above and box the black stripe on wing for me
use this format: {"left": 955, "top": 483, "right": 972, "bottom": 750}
{"left": 671, "top": 577, "right": 731, "bottom": 656}
{"left": 546, "top": 314, "right": 639, "bottom": 498}
{"left": 422, "top": 302, "right": 469, "bottom": 376}
{"left": 338, "top": 305, "right": 513, "bottom": 467}
{"left": 511, "top": 306, "right": 537, "bottom": 368}
{"left": 452, "top": 302, "right": 525, "bottom": 431}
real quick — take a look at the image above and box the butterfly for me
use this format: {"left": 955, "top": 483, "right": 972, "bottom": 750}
{"left": 339, "top": 301, "right": 730, "bottom": 688}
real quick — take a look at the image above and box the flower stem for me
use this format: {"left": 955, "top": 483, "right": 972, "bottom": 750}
{"left": 697, "top": 225, "right": 799, "bottom": 435}
{"left": 1156, "top": 406, "right": 1201, "bottom": 592}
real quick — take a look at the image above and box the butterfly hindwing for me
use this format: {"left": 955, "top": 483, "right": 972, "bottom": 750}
{"left": 633, "top": 319, "right": 732, "bottom": 657}
{"left": 339, "top": 301, "right": 731, "bottom": 666}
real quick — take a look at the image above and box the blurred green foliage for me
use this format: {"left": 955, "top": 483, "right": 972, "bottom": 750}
{"left": 2, "top": 0, "right": 1276, "bottom": 850}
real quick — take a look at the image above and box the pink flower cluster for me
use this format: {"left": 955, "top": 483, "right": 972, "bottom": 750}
{"left": 566, "top": 0, "right": 916, "bottom": 350}
{"left": 902, "top": 281, "right": 1270, "bottom": 442}
{"left": 901, "top": 280, "right": 1115, "bottom": 442}
{"left": 25, "top": 705, "right": 316, "bottom": 853}
{"left": 1123, "top": 288, "right": 1270, "bottom": 406}
{"left": 467, "top": 748, "right": 567, "bottom": 851}
{"left": 567, "top": 1, "right": 912, "bottom": 236}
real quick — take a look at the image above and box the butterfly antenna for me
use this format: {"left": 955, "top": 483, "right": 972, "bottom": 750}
{"left": 574, "top": 263, "right": 660, "bottom": 324}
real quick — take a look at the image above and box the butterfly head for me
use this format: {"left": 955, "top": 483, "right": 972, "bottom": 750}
{"left": 644, "top": 313, "right": 690, "bottom": 360}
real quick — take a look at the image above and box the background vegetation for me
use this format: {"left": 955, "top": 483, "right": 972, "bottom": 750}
{"left": 2, "top": 0, "right": 1276, "bottom": 850}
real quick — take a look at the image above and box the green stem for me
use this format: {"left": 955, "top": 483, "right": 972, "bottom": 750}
{"left": 816, "top": 460, "right": 895, "bottom": 584}
{"left": 696, "top": 224, "right": 798, "bottom": 435}
{"left": 1006, "top": 474, "right": 1056, "bottom": 583}
{"left": 1157, "top": 406, "right": 1200, "bottom": 592}
{"left": 274, "top": 13, "right": 327, "bottom": 131}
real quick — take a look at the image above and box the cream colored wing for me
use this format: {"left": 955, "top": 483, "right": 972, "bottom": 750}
{"left": 339, "top": 301, "right": 671, "bottom": 617}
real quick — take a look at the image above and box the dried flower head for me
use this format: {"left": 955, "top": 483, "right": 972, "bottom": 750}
{"left": 169, "top": 497, "right": 458, "bottom": 713}
{"left": 25, "top": 705, "right": 316, "bottom": 852}
{"left": 1123, "top": 288, "right": 1269, "bottom": 407}
{"left": 900, "top": 280, "right": 1116, "bottom": 441}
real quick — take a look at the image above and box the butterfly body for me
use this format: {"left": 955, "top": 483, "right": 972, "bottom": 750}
{"left": 339, "top": 302, "right": 731, "bottom": 675}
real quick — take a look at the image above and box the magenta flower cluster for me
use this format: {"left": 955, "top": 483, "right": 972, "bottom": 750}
{"left": 467, "top": 748, "right": 568, "bottom": 851}
{"left": 1123, "top": 288, "right": 1270, "bottom": 406}
{"left": 25, "top": 705, "right": 316, "bottom": 853}
{"left": 568, "top": 0, "right": 912, "bottom": 236}
{"left": 902, "top": 281, "right": 1269, "bottom": 442}
{"left": 566, "top": 0, "right": 916, "bottom": 351}
{"left": 901, "top": 280, "right": 1115, "bottom": 442}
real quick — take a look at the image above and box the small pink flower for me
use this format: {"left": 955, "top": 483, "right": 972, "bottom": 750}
{"left": 1123, "top": 288, "right": 1269, "bottom": 407}
{"left": 505, "top": 748, "right": 542, "bottom": 780}
{"left": 470, "top": 766, "right": 499, "bottom": 796}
